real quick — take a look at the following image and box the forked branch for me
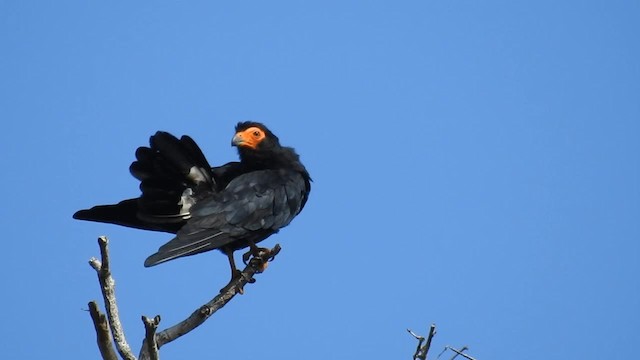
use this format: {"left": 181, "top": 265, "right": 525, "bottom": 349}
{"left": 89, "top": 236, "right": 135, "bottom": 360}
{"left": 408, "top": 324, "right": 437, "bottom": 360}
{"left": 88, "top": 236, "right": 280, "bottom": 360}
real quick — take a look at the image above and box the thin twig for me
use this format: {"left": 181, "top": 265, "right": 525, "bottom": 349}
{"left": 154, "top": 244, "right": 282, "bottom": 349}
{"left": 88, "top": 301, "right": 118, "bottom": 360}
{"left": 407, "top": 329, "right": 425, "bottom": 341}
{"left": 90, "top": 236, "right": 136, "bottom": 360}
{"left": 448, "top": 346, "right": 468, "bottom": 360}
{"left": 445, "top": 346, "right": 476, "bottom": 360}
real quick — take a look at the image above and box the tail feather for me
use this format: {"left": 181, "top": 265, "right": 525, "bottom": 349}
{"left": 72, "top": 199, "right": 183, "bottom": 233}
{"left": 131, "top": 131, "right": 215, "bottom": 220}
{"left": 149, "top": 132, "right": 214, "bottom": 187}
{"left": 179, "top": 135, "right": 213, "bottom": 177}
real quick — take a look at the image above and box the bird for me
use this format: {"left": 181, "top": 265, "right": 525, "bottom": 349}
{"left": 74, "top": 122, "right": 311, "bottom": 281}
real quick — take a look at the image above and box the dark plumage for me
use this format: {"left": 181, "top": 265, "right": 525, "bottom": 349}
{"left": 74, "top": 122, "right": 311, "bottom": 278}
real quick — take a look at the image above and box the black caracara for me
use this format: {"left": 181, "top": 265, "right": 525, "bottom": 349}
{"left": 74, "top": 122, "right": 311, "bottom": 280}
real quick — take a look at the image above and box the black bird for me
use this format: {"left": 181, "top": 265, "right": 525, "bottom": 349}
{"left": 74, "top": 122, "right": 311, "bottom": 279}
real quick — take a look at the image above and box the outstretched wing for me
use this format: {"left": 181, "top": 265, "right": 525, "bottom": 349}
{"left": 144, "top": 169, "right": 308, "bottom": 266}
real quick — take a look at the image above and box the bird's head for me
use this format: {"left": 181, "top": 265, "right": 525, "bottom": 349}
{"left": 232, "top": 122, "right": 280, "bottom": 151}
{"left": 232, "top": 121, "right": 310, "bottom": 181}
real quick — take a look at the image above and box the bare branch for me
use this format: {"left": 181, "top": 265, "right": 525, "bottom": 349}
{"left": 408, "top": 329, "right": 425, "bottom": 360}
{"left": 140, "top": 315, "right": 161, "bottom": 360}
{"left": 448, "top": 346, "right": 468, "bottom": 360}
{"left": 88, "top": 301, "right": 118, "bottom": 360}
{"left": 423, "top": 324, "right": 436, "bottom": 359}
{"left": 444, "top": 346, "right": 476, "bottom": 360}
{"left": 407, "top": 329, "right": 425, "bottom": 341}
{"left": 88, "top": 236, "right": 282, "bottom": 359}
{"left": 409, "top": 324, "right": 436, "bottom": 360}
{"left": 154, "top": 244, "right": 281, "bottom": 349}
{"left": 90, "top": 236, "right": 136, "bottom": 360}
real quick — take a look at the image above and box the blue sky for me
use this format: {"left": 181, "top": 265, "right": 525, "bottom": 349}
{"left": 1, "top": 1, "right": 638, "bottom": 359}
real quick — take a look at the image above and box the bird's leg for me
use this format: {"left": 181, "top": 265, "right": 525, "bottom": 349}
{"left": 221, "top": 249, "right": 253, "bottom": 294}
{"left": 226, "top": 250, "right": 242, "bottom": 281}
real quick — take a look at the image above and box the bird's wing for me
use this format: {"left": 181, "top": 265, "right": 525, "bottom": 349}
{"left": 143, "top": 169, "right": 308, "bottom": 266}
{"left": 129, "top": 132, "right": 216, "bottom": 223}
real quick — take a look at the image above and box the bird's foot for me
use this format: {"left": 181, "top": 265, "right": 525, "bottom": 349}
{"left": 242, "top": 245, "right": 280, "bottom": 266}
{"left": 220, "top": 269, "right": 255, "bottom": 295}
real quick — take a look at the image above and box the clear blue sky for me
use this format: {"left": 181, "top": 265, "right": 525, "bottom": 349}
{"left": 1, "top": 1, "right": 638, "bottom": 359}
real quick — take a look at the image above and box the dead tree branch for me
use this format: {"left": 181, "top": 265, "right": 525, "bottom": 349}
{"left": 443, "top": 346, "right": 476, "bottom": 360}
{"left": 88, "top": 301, "right": 118, "bottom": 360}
{"left": 141, "top": 315, "right": 161, "bottom": 360}
{"left": 408, "top": 329, "right": 425, "bottom": 359}
{"left": 88, "top": 236, "right": 280, "bottom": 360}
{"left": 448, "top": 346, "right": 468, "bottom": 360}
{"left": 155, "top": 245, "right": 280, "bottom": 350}
{"left": 408, "top": 324, "right": 437, "bottom": 360}
{"left": 89, "top": 236, "right": 136, "bottom": 360}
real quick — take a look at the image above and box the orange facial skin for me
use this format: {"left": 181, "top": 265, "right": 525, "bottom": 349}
{"left": 232, "top": 126, "right": 266, "bottom": 149}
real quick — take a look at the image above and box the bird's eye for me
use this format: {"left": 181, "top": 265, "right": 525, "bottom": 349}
{"left": 253, "top": 131, "right": 261, "bottom": 137}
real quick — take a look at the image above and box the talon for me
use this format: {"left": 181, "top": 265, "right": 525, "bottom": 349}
{"left": 267, "top": 252, "right": 277, "bottom": 262}
{"left": 242, "top": 250, "right": 252, "bottom": 265}
{"left": 248, "top": 256, "right": 269, "bottom": 273}
{"left": 232, "top": 269, "right": 243, "bottom": 280}
{"left": 243, "top": 246, "right": 272, "bottom": 264}
{"left": 220, "top": 269, "right": 246, "bottom": 294}
{"left": 220, "top": 282, "right": 244, "bottom": 294}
